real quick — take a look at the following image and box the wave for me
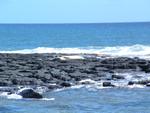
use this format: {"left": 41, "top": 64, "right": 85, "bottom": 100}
{"left": 1, "top": 44, "right": 150, "bottom": 59}
{"left": 54, "top": 72, "right": 150, "bottom": 92}
{"left": 0, "top": 92, "right": 55, "bottom": 100}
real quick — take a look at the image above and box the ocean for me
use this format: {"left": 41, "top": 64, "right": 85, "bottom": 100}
{"left": 0, "top": 22, "right": 150, "bottom": 113}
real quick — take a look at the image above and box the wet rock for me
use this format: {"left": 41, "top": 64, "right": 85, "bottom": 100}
{"left": 146, "top": 83, "right": 150, "bottom": 87}
{"left": 60, "top": 82, "right": 71, "bottom": 87}
{"left": 139, "top": 65, "right": 150, "bottom": 73}
{"left": 136, "top": 80, "right": 150, "bottom": 85}
{"left": 47, "top": 84, "right": 61, "bottom": 90}
{"left": 0, "top": 80, "right": 12, "bottom": 86}
{"left": 0, "top": 69, "right": 4, "bottom": 72}
{"left": 128, "top": 81, "right": 134, "bottom": 85}
{"left": 0, "top": 53, "right": 150, "bottom": 91}
{"left": 128, "top": 80, "right": 150, "bottom": 85}
{"left": 0, "top": 87, "right": 16, "bottom": 93}
{"left": 0, "top": 82, "right": 8, "bottom": 86}
{"left": 112, "top": 75, "right": 125, "bottom": 80}
{"left": 103, "top": 82, "right": 114, "bottom": 87}
{"left": 18, "top": 88, "right": 43, "bottom": 99}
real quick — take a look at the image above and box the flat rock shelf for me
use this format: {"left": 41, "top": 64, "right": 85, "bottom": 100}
{"left": 0, "top": 53, "right": 150, "bottom": 93}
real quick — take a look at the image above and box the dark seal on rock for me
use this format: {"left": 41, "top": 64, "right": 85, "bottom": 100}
{"left": 18, "top": 88, "right": 43, "bottom": 99}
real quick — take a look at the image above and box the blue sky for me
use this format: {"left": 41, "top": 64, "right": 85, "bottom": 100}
{"left": 0, "top": 0, "right": 150, "bottom": 23}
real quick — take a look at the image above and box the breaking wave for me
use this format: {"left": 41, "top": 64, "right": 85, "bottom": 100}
{"left": 1, "top": 44, "right": 150, "bottom": 59}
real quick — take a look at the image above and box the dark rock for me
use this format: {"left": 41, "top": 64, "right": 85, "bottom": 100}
{"left": 0, "top": 69, "right": 4, "bottom": 72}
{"left": 128, "top": 80, "right": 150, "bottom": 85}
{"left": 136, "top": 80, "right": 150, "bottom": 85}
{"left": 128, "top": 81, "right": 134, "bottom": 85}
{"left": 146, "top": 83, "right": 150, "bottom": 87}
{"left": 0, "top": 82, "right": 8, "bottom": 86}
{"left": 138, "top": 62, "right": 150, "bottom": 73}
{"left": 18, "top": 88, "right": 43, "bottom": 99}
{"left": 1, "top": 53, "right": 150, "bottom": 90}
{"left": 12, "top": 79, "right": 18, "bottom": 85}
{"left": 112, "top": 75, "right": 125, "bottom": 80}
{"left": 60, "top": 82, "right": 71, "bottom": 87}
{"left": 47, "top": 84, "right": 61, "bottom": 90}
{"left": 0, "top": 80, "right": 12, "bottom": 86}
{"left": 0, "top": 87, "right": 16, "bottom": 93}
{"left": 103, "top": 82, "right": 114, "bottom": 87}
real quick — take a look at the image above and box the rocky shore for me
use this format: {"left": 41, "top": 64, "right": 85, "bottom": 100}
{"left": 0, "top": 53, "right": 150, "bottom": 96}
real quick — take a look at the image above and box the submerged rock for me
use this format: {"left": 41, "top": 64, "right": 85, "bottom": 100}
{"left": 18, "top": 88, "right": 43, "bottom": 99}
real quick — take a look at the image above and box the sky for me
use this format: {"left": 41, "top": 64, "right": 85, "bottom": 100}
{"left": 0, "top": 0, "right": 150, "bottom": 23}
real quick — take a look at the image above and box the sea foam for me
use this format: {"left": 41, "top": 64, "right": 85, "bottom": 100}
{"left": 0, "top": 44, "right": 150, "bottom": 59}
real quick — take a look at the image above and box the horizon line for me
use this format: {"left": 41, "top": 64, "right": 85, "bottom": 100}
{"left": 0, "top": 21, "right": 150, "bottom": 24}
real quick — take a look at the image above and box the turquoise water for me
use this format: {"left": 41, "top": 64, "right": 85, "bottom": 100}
{"left": 1, "top": 88, "right": 150, "bottom": 113}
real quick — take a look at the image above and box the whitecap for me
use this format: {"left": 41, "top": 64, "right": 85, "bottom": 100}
{"left": 1, "top": 44, "right": 150, "bottom": 59}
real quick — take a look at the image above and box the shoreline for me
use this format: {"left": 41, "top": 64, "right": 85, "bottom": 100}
{"left": 0, "top": 53, "right": 150, "bottom": 94}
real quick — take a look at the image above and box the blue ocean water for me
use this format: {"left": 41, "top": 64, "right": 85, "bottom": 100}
{"left": 0, "top": 23, "right": 150, "bottom": 50}
{"left": 1, "top": 22, "right": 150, "bottom": 113}
{"left": 1, "top": 88, "right": 150, "bottom": 113}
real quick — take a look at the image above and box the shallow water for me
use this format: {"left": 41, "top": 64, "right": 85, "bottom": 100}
{"left": 1, "top": 88, "right": 150, "bottom": 113}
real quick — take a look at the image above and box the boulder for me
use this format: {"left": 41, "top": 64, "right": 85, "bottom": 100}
{"left": 18, "top": 88, "right": 42, "bottom": 99}
{"left": 128, "top": 81, "right": 134, "bottom": 85}
{"left": 103, "top": 82, "right": 114, "bottom": 87}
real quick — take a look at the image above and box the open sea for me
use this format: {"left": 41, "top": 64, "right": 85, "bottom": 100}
{"left": 0, "top": 22, "right": 150, "bottom": 113}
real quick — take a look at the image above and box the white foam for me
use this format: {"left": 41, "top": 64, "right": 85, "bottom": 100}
{"left": 1, "top": 44, "right": 150, "bottom": 59}
{"left": 54, "top": 88, "right": 66, "bottom": 92}
{"left": 0, "top": 92, "right": 10, "bottom": 97}
{"left": 0, "top": 91, "right": 55, "bottom": 101}
{"left": 59, "top": 55, "right": 84, "bottom": 60}
{"left": 7, "top": 94, "right": 23, "bottom": 99}
{"left": 127, "top": 84, "right": 145, "bottom": 88}
{"left": 17, "top": 87, "right": 32, "bottom": 94}
{"left": 0, "top": 47, "right": 101, "bottom": 54}
{"left": 70, "top": 85, "right": 84, "bottom": 89}
{"left": 79, "top": 79, "right": 97, "bottom": 84}
{"left": 35, "top": 87, "right": 49, "bottom": 94}
{"left": 0, "top": 90, "right": 23, "bottom": 100}
{"left": 41, "top": 98, "right": 55, "bottom": 101}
